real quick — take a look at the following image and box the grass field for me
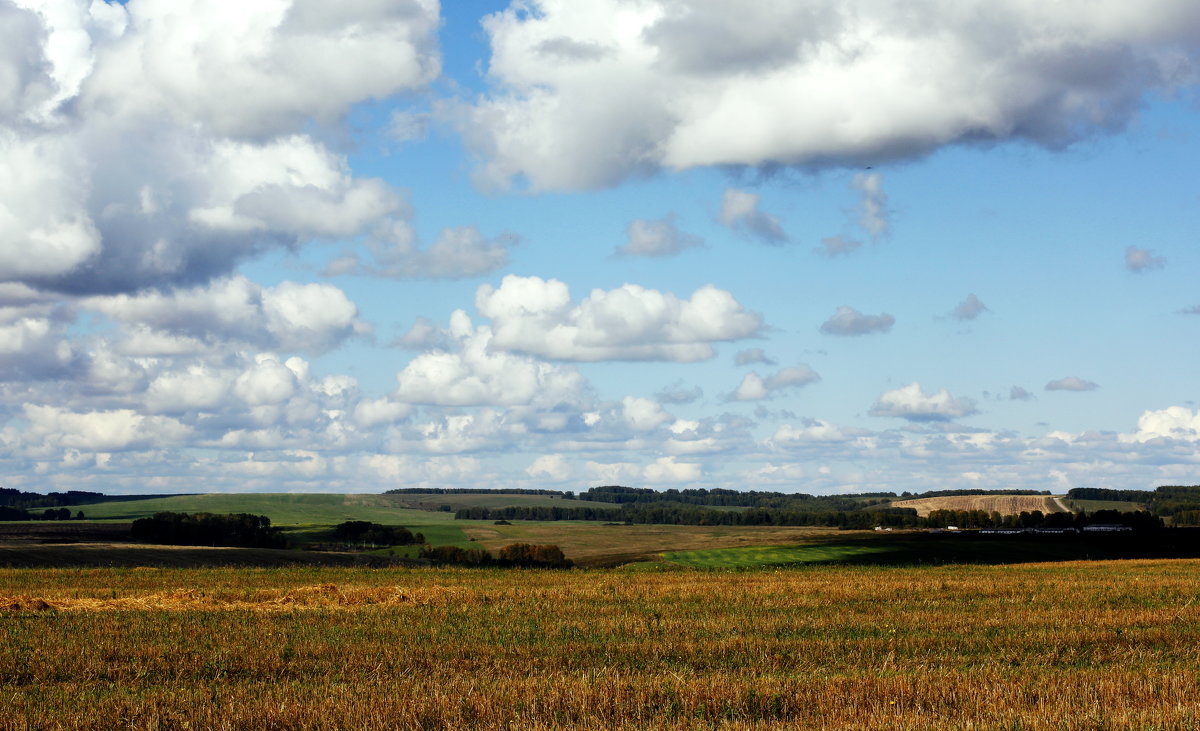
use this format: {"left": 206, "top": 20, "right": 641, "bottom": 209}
{"left": 383, "top": 492, "right": 618, "bottom": 511}
{"left": 891, "top": 494, "right": 1063, "bottom": 516}
{"left": 3, "top": 560, "right": 1200, "bottom": 729}
{"left": 1065, "top": 498, "right": 1150, "bottom": 513}
{"left": 72, "top": 493, "right": 462, "bottom": 525}
{"left": 460, "top": 522, "right": 848, "bottom": 567}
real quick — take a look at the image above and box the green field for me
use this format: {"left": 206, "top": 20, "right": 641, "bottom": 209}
{"left": 383, "top": 492, "right": 618, "bottom": 511}
{"left": 1066, "top": 498, "right": 1150, "bottom": 513}
{"left": 664, "top": 543, "right": 892, "bottom": 568}
{"left": 73, "top": 493, "right": 462, "bottom": 525}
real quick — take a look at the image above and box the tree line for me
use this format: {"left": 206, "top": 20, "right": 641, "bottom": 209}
{"left": 1068, "top": 486, "right": 1200, "bottom": 523}
{"left": 0, "top": 506, "right": 87, "bottom": 521}
{"left": 456, "top": 503, "right": 1162, "bottom": 531}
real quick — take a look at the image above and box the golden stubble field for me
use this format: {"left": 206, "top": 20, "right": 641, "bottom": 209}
{"left": 890, "top": 495, "right": 1063, "bottom": 517}
{"left": 3, "top": 560, "right": 1200, "bottom": 730}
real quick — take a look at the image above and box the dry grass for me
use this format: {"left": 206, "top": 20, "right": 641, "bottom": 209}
{"left": 3, "top": 560, "right": 1200, "bottom": 729}
{"left": 891, "top": 494, "right": 1062, "bottom": 517}
{"left": 462, "top": 522, "right": 846, "bottom": 566}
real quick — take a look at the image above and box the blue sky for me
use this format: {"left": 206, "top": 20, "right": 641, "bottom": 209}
{"left": 2, "top": 0, "right": 1199, "bottom": 494}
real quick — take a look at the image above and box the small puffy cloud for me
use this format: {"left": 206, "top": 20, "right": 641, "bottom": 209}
{"left": 233, "top": 356, "right": 300, "bottom": 407}
{"left": 360, "top": 455, "right": 482, "bottom": 485}
{"left": 731, "top": 365, "right": 820, "bottom": 401}
{"left": 393, "top": 319, "right": 587, "bottom": 407}
{"left": 771, "top": 419, "right": 859, "bottom": 447}
{"left": 585, "top": 457, "right": 700, "bottom": 484}
{"left": 622, "top": 396, "right": 672, "bottom": 431}
{"left": 735, "top": 348, "right": 775, "bottom": 366}
{"left": 527, "top": 454, "right": 572, "bottom": 480}
{"left": 655, "top": 382, "right": 703, "bottom": 405}
{"left": 1121, "top": 406, "right": 1200, "bottom": 443}
{"left": 475, "top": 275, "right": 763, "bottom": 362}
{"left": 0, "top": 314, "right": 79, "bottom": 381}
{"left": 84, "top": 276, "right": 368, "bottom": 354}
{"left": 952, "top": 294, "right": 989, "bottom": 321}
{"left": 852, "top": 173, "right": 889, "bottom": 238}
{"left": 21, "top": 404, "right": 192, "bottom": 452}
{"left": 352, "top": 397, "right": 412, "bottom": 429}
{"left": 144, "top": 364, "right": 230, "bottom": 414}
{"left": 719, "top": 189, "right": 788, "bottom": 244}
{"left": 341, "top": 226, "right": 517, "bottom": 280}
{"left": 870, "top": 382, "right": 978, "bottom": 422}
{"left": 1045, "top": 376, "right": 1099, "bottom": 392}
{"left": 820, "top": 306, "right": 895, "bottom": 336}
{"left": 1009, "top": 386, "right": 1035, "bottom": 401}
{"left": 618, "top": 215, "right": 702, "bottom": 257}
{"left": 643, "top": 456, "right": 701, "bottom": 483}
{"left": 816, "top": 235, "right": 863, "bottom": 257}
{"left": 395, "top": 316, "right": 453, "bottom": 350}
{"left": 1125, "top": 246, "right": 1165, "bottom": 273}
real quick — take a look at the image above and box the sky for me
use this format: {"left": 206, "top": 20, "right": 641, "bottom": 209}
{"left": 2, "top": 0, "right": 1199, "bottom": 496}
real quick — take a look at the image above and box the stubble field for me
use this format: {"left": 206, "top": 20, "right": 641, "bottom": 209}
{"left": 4, "top": 560, "right": 1200, "bottom": 730}
{"left": 890, "top": 495, "right": 1063, "bottom": 517}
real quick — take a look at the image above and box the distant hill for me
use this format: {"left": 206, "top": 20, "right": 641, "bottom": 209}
{"left": 891, "top": 495, "right": 1064, "bottom": 517}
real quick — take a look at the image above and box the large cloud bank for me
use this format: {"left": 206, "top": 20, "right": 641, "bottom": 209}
{"left": 0, "top": 0, "right": 441, "bottom": 295}
{"left": 466, "top": 0, "right": 1200, "bottom": 190}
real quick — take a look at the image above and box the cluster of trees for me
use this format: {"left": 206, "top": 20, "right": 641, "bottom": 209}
{"left": 131, "top": 512, "right": 286, "bottom": 549}
{"left": 0, "top": 506, "right": 86, "bottom": 521}
{"left": 331, "top": 521, "right": 424, "bottom": 548}
{"left": 418, "top": 542, "right": 572, "bottom": 568}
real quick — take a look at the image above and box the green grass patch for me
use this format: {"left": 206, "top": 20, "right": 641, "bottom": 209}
{"left": 664, "top": 543, "right": 891, "bottom": 568}
{"left": 1065, "top": 498, "right": 1149, "bottom": 513}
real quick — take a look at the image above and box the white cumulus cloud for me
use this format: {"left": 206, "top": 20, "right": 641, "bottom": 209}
{"left": 719, "top": 188, "right": 788, "bottom": 244}
{"left": 618, "top": 214, "right": 703, "bottom": 256}
{"left": 475, "top": 275, "right": 763, "bottom": 362}
{"left": 870, "top": 382, "right": 978, "bottom": 422}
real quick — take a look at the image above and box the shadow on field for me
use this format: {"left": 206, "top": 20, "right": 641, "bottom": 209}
{"left": 789, "top": 529, "right": 1200, "bottom": 567}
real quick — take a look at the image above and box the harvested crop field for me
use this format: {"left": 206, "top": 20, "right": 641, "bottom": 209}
{"left": 4, "top": 560, "right": 1200, "bottom": 730}
{"left": 890, "top": 494, "right": 1063, "bottom": 517}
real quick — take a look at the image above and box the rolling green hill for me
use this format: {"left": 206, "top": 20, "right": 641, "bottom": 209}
{"left": 73, "top": 493, "right": 450, "bottom": 525}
